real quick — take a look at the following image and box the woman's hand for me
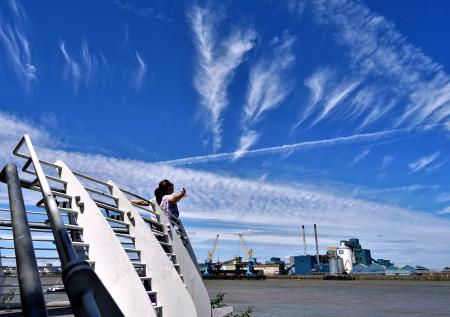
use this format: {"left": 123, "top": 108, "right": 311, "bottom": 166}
{"left": 172, "top": 187, "right": 188, "bottom": 203}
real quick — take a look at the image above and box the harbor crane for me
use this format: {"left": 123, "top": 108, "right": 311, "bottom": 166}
{"left": 203, "top": 234, "right": 219, "bottom": 276}
{"left": 238, "top": 233, "right": 256, "bottom": 276}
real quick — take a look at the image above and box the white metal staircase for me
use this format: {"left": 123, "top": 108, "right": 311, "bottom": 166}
{"left": 0, "top": 135, "right": 213, "bottom": 317}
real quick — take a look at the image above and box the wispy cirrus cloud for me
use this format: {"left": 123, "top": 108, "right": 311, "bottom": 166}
{"left": 294, "top": 67, "right": 362, "bottom": 130}
{"left": 59, "top": 41, "right": 82, "bottom": 90}
{"left": 133, "top": 51, "right": 148, "bottom": 90}
{"left": 308, "top": 0, "right": 450, "bottom": 131}
{"left": 0, "top": 0, "right": 37, "bottom": 87}
{"left": 189, "top": 5, "right": 256, "bottom": 151}
{"left": 409, "top": 151, "right": 441, "bottom": 173}
{"left": 244, "top": 34, "right": 296, "bottom": 124}
{"left": 233, "top": 130, "right": 259, "bottom": 160}
{"left": 237, "top": 34, "right": 296, "bottom": 152}
{"left": 349, "top": 149, "right": 370, "bottom": 167}
{"left": 310, "top": 78, "right": 361, "bottom": 126}
{"left": 112, "top": 0, "right": 173, "bottom": 24}
{"left": 59, "top": 39, "right": 111, "bottom": 91}
{"left": 381, "top": 155, "right": 395, "bottom": 169}
{"left": 80, "top": 39, "right": 98, "bottom": 84}
{"left": 293, "top": 67, "right": 333, "bottom": 130}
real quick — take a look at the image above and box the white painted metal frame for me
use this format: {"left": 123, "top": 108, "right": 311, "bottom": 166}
{"left": 150, "top": 201, "right": 212, "bottom": 317}
{"left": 110, "top": 181, "right": 199, "bottom": 317}
{"left": 57, "top": 161, "right": 157, "bottom": 317}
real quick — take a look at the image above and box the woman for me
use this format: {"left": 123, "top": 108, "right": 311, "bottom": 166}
{"left": 133, "top": 179, "right": 187, "bottom": 223}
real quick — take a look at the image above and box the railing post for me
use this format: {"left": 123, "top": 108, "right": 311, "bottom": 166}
{"left": 0, "top": 163, "right": 48, "bottom": 317}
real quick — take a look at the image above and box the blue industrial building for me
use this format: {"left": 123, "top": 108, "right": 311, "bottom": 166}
{"left": 294, "top": 255, "right": 317, "bottom": 275}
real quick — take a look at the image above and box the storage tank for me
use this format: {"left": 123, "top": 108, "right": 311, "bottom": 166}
{"left": 329, "top": 256, "right": 341, "bottom": 274}
{"left": 337, "top": 257, "right": 344, "bottom": 273}
{"left": 337, "top": 241, "right": 353, "bottom": 273}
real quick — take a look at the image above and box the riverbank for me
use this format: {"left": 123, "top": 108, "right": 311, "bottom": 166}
{"left": 205, "top": 279, "right": 450, "bottom": 317}
{"left": 266, "top": 271, "right": 450, "bottom": 281}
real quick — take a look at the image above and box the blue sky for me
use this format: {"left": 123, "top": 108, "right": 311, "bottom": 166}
{"left": 0, "top": 0, "right": 449, "bottom": 268}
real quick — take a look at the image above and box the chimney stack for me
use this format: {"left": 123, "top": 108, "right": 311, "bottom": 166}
{"left": 314, "top": 224, "right": 320, "bottom": 264}
{"left": 302, "top": 225, "right": 307, "bottom": 256}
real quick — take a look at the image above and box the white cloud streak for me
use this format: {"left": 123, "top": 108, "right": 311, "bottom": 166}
{"left": 134, "top": 51, "right": 148, "bottom": 90}
{"left": 81, "top": 39, "right": 97, "bottom": 83}
{"left": 59, "top": 41, "right": 81, "bottom": 90}
{"left": 233, "top": 130, "right": 259, "bottom": 160}
{"left": 408, "top": 151, "right": 441, "bottom": 173}
{"left": 349, "top": 149, "right": 370, "bottom": 167}
{"left": 155, "top": 125, "right": 434, "bottom": 166}
{"left": 189, "top": 5, "right": 256, "bottom": 151}
{"left": 0, "top": 0, "right": 36, "bottom": 87}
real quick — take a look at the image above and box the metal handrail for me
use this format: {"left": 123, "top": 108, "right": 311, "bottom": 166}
{"left": 0, "top": 163, "right": 48, "bottom": 317}
{"left": 12, "top": 135, "right": 124, "bottom": 317}
{"left": 13, "top": 135, "right": 78, "bottom": 265}
{"left": 71, "top": 170, "right": 112, "bottom": 188}
{"left": 118, "top": 188, "right": 157, "bottom": 213}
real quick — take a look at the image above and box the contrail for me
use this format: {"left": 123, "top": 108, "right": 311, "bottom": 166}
{"left": 155, "top": 125, "right": 438, "bottom": 166}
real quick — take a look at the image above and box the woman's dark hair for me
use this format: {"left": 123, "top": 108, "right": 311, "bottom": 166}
{"left": 155, "top": 179, "right": 174, "bottom": 204}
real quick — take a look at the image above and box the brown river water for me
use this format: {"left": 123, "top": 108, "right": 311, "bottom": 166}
{"left": 1, "top": 277, "right": 450, "bottom": 316}
{"left": 204, "top": 279, "right": 450, "bottom": 317}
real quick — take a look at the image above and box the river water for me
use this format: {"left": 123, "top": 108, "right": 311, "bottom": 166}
{"left": 204, "top": 279, "right": 450, "bottom": 317}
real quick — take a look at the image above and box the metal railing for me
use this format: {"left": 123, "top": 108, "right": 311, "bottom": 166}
{"left": 11, "top": 135, "right": 124, "bottom": 317}
{"left": 0, "top": 163, "right": 48, "bottom": 317}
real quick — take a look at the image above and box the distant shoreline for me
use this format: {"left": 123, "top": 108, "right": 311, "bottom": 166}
{"left": 267, "top": 272, "right": 450, "bottom": 281}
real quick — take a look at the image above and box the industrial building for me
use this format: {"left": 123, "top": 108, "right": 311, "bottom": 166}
{"left": 289, "top": 224, "right": 403, "bottom": 276}
{"left": 254, "top": 258, "right": 286, "bottom": 276}
{"left": 352, "top": 263, "right": 385, "bottom": 275}
{"left": 343, "top": 238, "right": 372, "bottom": 265}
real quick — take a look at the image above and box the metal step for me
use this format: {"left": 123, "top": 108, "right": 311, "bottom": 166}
{"left": 49, "top": 189, "right": 72, "bottom": 200}
{"left": 123, "top": 248, "right": 141, "bottom": 254}
{"left": 151, "top": 229, "right": 168, "bottom": 237}
{"left": 72, "top": 242, "right": 89, "bottom": 248}
{"left": 94, "top": 201, "right": 125, "bottom": 215}
{"left": 112, "top": 227, "right": 129, "bottom": 235}
{"left": 132, "top": 262, "right": 146, "bottom": 277}
{"left": 106, "top": 217, "right": 129, "bottom": 227}
{"left": 158, "top": 241, "right": 171, "bottom": 247}
{"left": 153, "top": 305, "right": 163, "bottom": 317}
{"left": 85, "top": 259, "right": 96, "bottom": 267}
{"left": 58, "top": 207, "right": 78, "bottom": 215}
{"left": 92, "top": 199, "right": 117, "bottom": 209}
{"left": 115, "top": 232, "right": 135, "bottom": 240}
{"left": 141, "top": 216, "right": 163, "bottom": 228}
{"left": 65, "top": 224, "right": 83, "bottom": 231}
